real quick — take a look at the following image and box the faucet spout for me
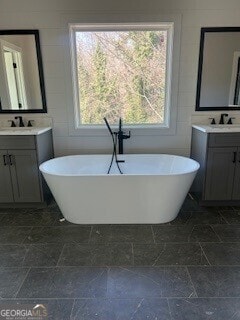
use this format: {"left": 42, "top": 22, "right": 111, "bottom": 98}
{"left": 219, "top": 113, "right": 228, "bottom": 124}
{"left": 14, "top": 116, "right": 25, "bottom": 127}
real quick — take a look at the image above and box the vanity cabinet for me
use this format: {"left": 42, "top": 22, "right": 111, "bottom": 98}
{"left": 0, "top": 130, "right": 53, "bottom": 206}
{"left": 191, "top": 128, "right": 240, "bottom": 205}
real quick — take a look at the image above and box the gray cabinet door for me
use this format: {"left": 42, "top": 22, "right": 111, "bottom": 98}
{"left": 205, "top": 147, "right": 236, "bottom": 200}
{"left": 10, "top": 150, "right": 42, "bottom": 202}
{"left": 0, "top": 151, "right": 13, "bottom": 202}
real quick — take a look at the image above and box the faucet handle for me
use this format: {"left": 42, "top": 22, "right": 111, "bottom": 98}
{"left": 7, "top": 120, "right": 16, "bottom": 127}
{"left": 227, "top": 117, "right": 235, "bottom": 125}
{"left": 123, "top": 131, "right": 131, "bottom": 139}
{"left": 27, "top": 120, "right": 34, "bottom": 127}
{"left": 209, "top": 117, "right": 216, "bottom": 125}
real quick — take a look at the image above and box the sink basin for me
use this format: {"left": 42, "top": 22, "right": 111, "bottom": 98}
{"left": 0, "top": 127, "right": 32, "bottom": 131}
{"left": 208, "top": 124, "right": 240, "bottom": 128}
{"left": 0, "top": 127, "right": 52, "bottom": 135}
{"left": 206, "top": 124, "right": 240, "bottom": 130}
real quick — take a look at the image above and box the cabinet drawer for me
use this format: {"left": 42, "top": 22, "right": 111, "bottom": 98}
{"left": 0, "top": 136, "right": 35, "bottom": 149}
{"left": 208, "top": 133, "right": 240, "bottom": 147}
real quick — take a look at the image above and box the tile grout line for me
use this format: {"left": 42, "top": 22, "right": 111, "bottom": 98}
{"left": 0, "top": 298, "right": 76, "bottom": 301}
{"left": 2, "top": 263, "right": 240, "bottom": 268}
{"left": 2, "top": 296, "right": 240, "bottom": 301}
{"left": 3, "top": 264, "right": 240, "bottom": 269}
{"left": 1, "top": 222, "right": 240, "bottom": 228}
{"left": 2, "top": 240, "right": 240, "bottom": 246}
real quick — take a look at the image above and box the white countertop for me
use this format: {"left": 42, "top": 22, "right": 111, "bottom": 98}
{"left": 0, "top": 127, "right": 52, "bottom": 135}
{"left": 192, "top": 124, "right": 240, "bottom": 133}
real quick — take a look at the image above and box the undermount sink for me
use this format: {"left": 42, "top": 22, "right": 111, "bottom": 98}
{"left": 208, "top": 124, "right": 240, "bottom": 128}
{"left": 0, "top": 127, "right": 33, "bottom": 131}
{"left": 206, "top": 124, "right": 240, "bottom": 130}
{"left": 0, "top": 127, "right": 52, "bottom": 135}
{"left": 192, "top": 124, "right": 240, "bottom": 133}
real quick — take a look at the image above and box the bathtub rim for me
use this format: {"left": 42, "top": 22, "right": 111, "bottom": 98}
{"left": 39, "top": 154, "right": 200, "bottom": 177}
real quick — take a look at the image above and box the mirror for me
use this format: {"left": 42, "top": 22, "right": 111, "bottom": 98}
{"left": 0, "top": 30, "right": 47, "bottom": 113}
{"left": 196, "top": 27, "right": 240, "bottom": 111}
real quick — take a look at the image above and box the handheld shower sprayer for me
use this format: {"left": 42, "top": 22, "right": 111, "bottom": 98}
{"left": 103, "top": 117, "right": 123, "bottom": 174}
{"left": 103, "top": 117, "right": 113, "bottom": 136}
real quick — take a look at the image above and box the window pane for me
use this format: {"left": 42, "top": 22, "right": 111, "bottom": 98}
{"left": 75, "top": 30, "right": 168, "bottom": 125}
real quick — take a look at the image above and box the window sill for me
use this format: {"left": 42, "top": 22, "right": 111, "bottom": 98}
{"left": 68, "top": 123, "right": 177, "bottom": 136}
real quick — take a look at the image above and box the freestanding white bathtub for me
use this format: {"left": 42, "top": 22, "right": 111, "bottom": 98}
{"left": 39, "top": 154, "right": 199, "bottom": 224}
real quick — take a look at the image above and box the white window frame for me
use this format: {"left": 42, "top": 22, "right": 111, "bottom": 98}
{"left": 69, "top": 22, "right": 174, "bottom": 131}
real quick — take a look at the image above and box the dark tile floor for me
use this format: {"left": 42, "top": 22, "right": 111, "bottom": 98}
{"left": 0, "top": 197, "right": 240, "bottom": 319}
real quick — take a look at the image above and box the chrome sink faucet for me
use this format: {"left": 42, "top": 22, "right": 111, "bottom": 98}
{"left": 219, "top": 113, "right": 228, "bottom": 124}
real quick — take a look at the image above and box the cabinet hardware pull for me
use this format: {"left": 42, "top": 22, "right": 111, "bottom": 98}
{"left": 9, "top": 155, "right": 14, "bottom": 165}
{"left": 3, "top": 155, "right": 8, "bottom": 165}
{"left": 233, "top": 151, "right": 237, "bottom": 163}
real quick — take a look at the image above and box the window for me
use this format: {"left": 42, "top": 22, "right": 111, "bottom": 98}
{"left": 70, "top": 23, "right": 173, "bottom": 127}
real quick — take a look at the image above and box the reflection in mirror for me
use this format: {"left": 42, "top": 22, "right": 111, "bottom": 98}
{"left": 0, "top": 30, "right": 47, "bottom": 113}
{"left": 230, "top": 52, "right": 240, "bottom": 105}
{"left": 196, "top": 27, "right": 240, "bottom": 111}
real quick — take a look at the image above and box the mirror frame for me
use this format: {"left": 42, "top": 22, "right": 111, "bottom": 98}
{"left": 0, "top": 29, "right": 47, "bottom": 113}
{"left": 196, "top": 26, "right": 240, "bottom": 111}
